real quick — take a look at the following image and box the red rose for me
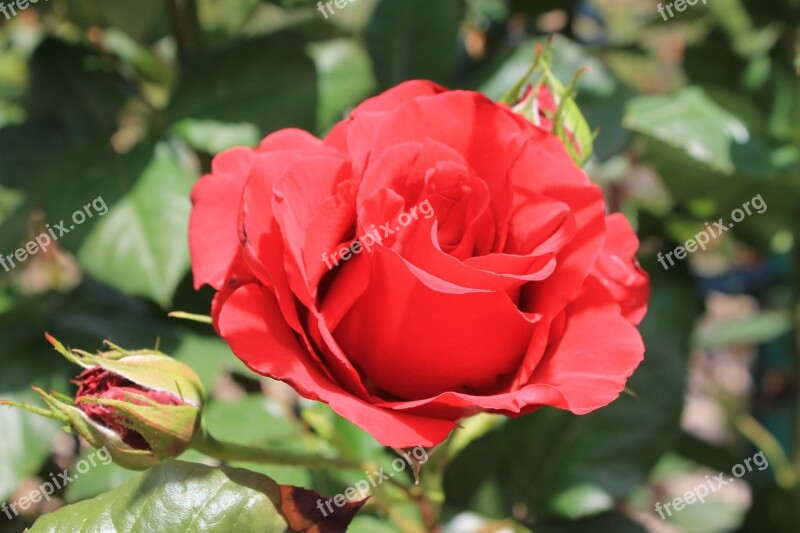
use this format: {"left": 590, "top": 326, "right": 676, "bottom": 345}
{"left": 189, "top": 81, "right": 649, "bottom": 447}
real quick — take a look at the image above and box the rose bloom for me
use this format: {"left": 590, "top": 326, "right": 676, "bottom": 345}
{"left": 189, "top": 81, "right": 649, "bottom": 447}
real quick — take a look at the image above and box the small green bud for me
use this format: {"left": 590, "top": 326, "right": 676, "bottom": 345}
{"left": 2, "top": 334, "right": 204, "bottom": 470}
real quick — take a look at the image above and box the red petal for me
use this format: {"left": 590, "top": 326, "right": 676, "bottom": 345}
{"left": 590, "top": 213, "right": 650, "bottom": 325}
{"left": 217, "top": 284, "right": 456, "bottom": 447}
{"left": 189, "top": 148, "right": 258, "bottom": 290}
{"left": 351, "top": 80, "right": 448, "bottom": 116}
{"left": 374, "top": 277, "right": 644, "bottom": 419}
{"left": 334, "top": 246, "right": 538, "bottom": 400}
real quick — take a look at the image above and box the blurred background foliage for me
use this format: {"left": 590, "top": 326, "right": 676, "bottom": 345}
{"left": 0, "top": 0, "right": 798, "bottom": 531}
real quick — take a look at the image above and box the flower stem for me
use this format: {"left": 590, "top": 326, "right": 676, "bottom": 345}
{"left": 168, "top": 311, "right": 213, "bottom": 325}
{"left": 190, "top": 424, "right": 364, "bottom": 471}
{"left": 396, "top": 440, "right": 456, "bottom": 533}
{"left": 735, "top": 413, "right": 797, "bottom": 489}
{"left": 415, "top": 452, "right": 445, "bottom": 532}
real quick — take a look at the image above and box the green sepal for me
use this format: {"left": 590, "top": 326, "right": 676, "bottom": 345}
{"left": 79, "top": 396, "right": 200, "bottom": 460}
{"left": 31, "top": 388, "right": 161, "bottom": 470}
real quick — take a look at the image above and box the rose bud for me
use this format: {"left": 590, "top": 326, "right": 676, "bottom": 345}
{"left": 512, "top": 84, "right": 556, "bottom": 131}
{"left": 2, "top": 334, "right": 204, "bottom": 470}
{"left": 506, "top": 42, "right": 594, "bottom": 166}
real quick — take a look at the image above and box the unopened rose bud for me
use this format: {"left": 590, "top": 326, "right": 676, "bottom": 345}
{"left": 505, "top": 40, "right": 594, "bottom": 166}
{"left": 512, "top": 83, "right": 556, "bottom": 130}
{"left": 2, "top": 334, "right": 204, "bottom": 470}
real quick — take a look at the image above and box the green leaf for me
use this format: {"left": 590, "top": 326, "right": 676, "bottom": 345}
{"left": 579, "top": 85, "right": 635, "bottom": 161}
{"left": 693, "top": 310, "right": 794, "bottom": 349}
{"left": 100, "top": 28, "right": 172, "bottom": 85}
{"left": 365, "top": 0, "right": 461, "bottom": 90}
{"left": 78, "top": 143, "right": 196, "bottom": 307}
{"left": 64, "top": 450, "right": 140, "bottom": 503}
{"left": 0, "top": 128, "right": 137, "bottom": 250}
{"left": 171, "top": 333, "right": 250, "bottom": 392}
{"left": 204, "top": 395, "right": 313, "bottom": 486}
{"left": 166, "top": 32, "right": 317, "bottom": 136}
{"left": 309, "top": 39, "right": 376, "bottom": 133}
{"left": 0, "top": 39, "right": 144, "bottom": 252}
{"left": 0, "top": 297, "right": 74, "bottom": 395}
{"left": 550, "top": 484, "right": 615, "bottom": 519}
{"left": 706, "top": 0, "right": 780, "bottom": 58}
{"left": 634, "top": 135, "right": 796, "bottom": 252}
{"left": 30, "top": 461, "right": 291, "bottom": 532}
{"left": 205, "top": 396, "right": 304, "bottom": 449}
{"left": 0, "top": 45, "right": 27, "bottom": 101}
{"left": 624, "top": 87, "right": 771, "bottom": 175}
{"left": 172, "top": 118, "right": 260, "bottom": 154}
{"left": 669, "top": 500, "right": 748, "bottom": 533}
{"left": 24, "top": 39, "right": 129, "bottom": 143}
{"left": 348, "top": 516, "right": 403, "bottom": 533}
